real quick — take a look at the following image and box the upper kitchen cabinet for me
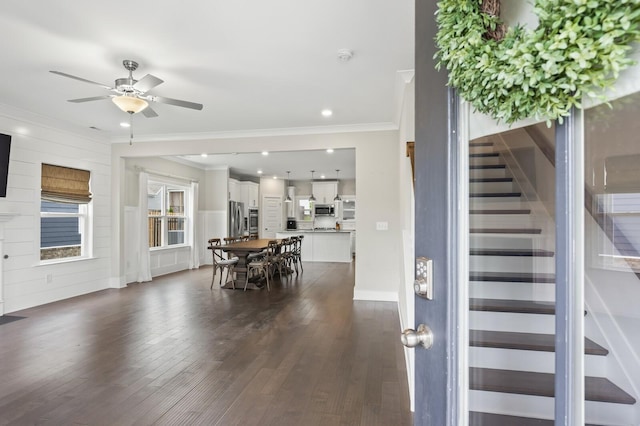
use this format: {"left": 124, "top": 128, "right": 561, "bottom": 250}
{"left": 229, "top": 178, "right": 240, "bottom": 202}
{"left": 312, "top": 181, "right": 338, "bottom": 204}
{"left": 341, "top": 195, "right": 356, "bottom": 221}
{"left": 239, "top": 181, "right": 259, "bottom": 215}
{"left": 228, "top": 179, "right": 259, "bottom": 216}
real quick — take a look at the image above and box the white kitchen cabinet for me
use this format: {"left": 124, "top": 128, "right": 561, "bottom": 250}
{"left": 236, "top": 181, "right": 259, "bottom": 216}
{"left": 245, "top": 182, "right": 259, "bottom": 208}
{"left": 228, "top": 178, "right": 240, "bottom": 202}
{"left": 341, "top": 195, "right": 356, "bottom": 221}
{"left": 275, "top": 230, "right": 351, "bottom": 262}
{"left": 312, "top": 181, "right": 338, "bottom": 204}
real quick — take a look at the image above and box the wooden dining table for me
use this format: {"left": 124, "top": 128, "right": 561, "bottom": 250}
{"left": 220, "top": 238, "right": 280, "bottom": 290}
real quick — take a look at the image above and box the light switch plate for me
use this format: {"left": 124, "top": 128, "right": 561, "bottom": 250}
{"left": 376, "top": 221, "right": 388, "bottom": 231}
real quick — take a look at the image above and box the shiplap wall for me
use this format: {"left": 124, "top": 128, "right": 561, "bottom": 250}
{"left": 0, "top": 109, "right": 112, "bottom": 313}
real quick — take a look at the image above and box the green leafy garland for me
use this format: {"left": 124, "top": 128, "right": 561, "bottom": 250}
{"left": 435, "top": 0, "right": 640, "bottom": 124}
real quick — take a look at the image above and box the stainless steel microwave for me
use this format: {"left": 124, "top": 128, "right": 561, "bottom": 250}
{"left": 314, "top": 204, "right": 335, "bottom": 216}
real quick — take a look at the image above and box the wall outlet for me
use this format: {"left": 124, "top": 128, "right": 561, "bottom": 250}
{"left": 376, "top": 221, "right": 388, "bottom": 231}
{"left": 46, "top": 274, "right": 53, "bottom": 284}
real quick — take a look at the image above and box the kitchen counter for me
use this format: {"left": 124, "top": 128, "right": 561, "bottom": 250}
{"left": 276, "top": 230, "right": 352, "bottom": 263}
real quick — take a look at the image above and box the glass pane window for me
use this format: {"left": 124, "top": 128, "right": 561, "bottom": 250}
{"left": 147, "top": 180, "right": 188, "bottom": 249}
{"left": 40, "top": 164, "right": 92, "bottom": 262}
{"left": 583, "top": 91, "right": 640, "bottom": 425}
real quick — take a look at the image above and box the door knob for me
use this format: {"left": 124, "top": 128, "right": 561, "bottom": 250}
{"left": 401, "top": 324, "right": 434, "bottom": 349}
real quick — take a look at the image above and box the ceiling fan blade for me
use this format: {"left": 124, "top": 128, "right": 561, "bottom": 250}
{"left": 142, "top": 105, "right": 159, "bottom": 118}
{"left": 50, "top": 70, "right": 113, "bottom": 90}
{"left": 133, "top": 74, "right": 164, "bottom": 93}
{"left": 149, "top": 95, "right": 203, "bottom": 111}
{"left": 68, "top": 95, "right": 113, "bottom": 103}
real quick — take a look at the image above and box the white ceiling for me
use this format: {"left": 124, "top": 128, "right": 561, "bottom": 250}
{"left": 174, "top": 148, "right": 355, "bottom": 181}
{"left": 0, "top": 1, "right": 414, "bottom": 179}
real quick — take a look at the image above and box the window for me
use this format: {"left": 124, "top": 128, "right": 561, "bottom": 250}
{"left": 596, "top": 193, "right": 640, "bottom": 271}
{"left": 148, "top": 180, "right": 188, "bottom": 248}
{"left": 40, "top": 164, "right": 92, "bottom": 261}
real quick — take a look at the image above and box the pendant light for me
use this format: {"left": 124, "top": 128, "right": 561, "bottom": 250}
{"left": 333, "top": 169, "right": 342, "bottom": 202}
{"left": 285, "top": 171, "right": 293, "bottom": 203}
{"left": 309, "top": 170, "right": 316, "bottom": 202}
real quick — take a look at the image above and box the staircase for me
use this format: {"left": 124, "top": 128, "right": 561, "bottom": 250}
{"left": 467, "top": 140, "right": 637, "bottom": 425}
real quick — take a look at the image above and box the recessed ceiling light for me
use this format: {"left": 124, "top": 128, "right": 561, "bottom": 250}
{"left": 273, "top": 175, "right": 278, "bottom": 179}
{"left": 262, "top": 151, "right": 269, "bottom": 156}
{"left": 321, "top": 109, "right": 333, "bottom": 117}
{"left": 257, "top": 170, "right": 263, "bottom": 174}
{"left": 201, "top": 153, "right": 208, "bottom": 158}
{"left": 337, "top": 49, "right": 354, "bottom": 61}
{"left": 120, "top": 122, "right": 130, "bottom": 128}
{"left": 326, "top": 148, "right": 334, "bottom": 153}
{"left": 321, "top": 175, "right": 326, "bottom": 179}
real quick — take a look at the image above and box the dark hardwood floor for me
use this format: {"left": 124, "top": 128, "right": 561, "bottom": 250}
{"left": 0, "top": 262, "right": 412, "bottom": 425}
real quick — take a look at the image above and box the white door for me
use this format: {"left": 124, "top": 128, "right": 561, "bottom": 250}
{"left": 262, "top": 196, "right": 282, "bottom": 239}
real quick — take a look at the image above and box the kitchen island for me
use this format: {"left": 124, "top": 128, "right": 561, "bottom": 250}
{"left": 276, "top": 230, "right": 352, "bottom": 263}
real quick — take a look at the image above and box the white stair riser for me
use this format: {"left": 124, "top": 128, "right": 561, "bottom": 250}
{"left": 470, "top": 311, "right": 555, "bottom": 334}
{"left": 470, "top": 180, "right": 515, "bottom": 193}
{"left": 470, "top": 281, "right": 555, "bottom": 302}
{"left": 469, "top": 347, "right": 606, "bottom": 375}
{"left": 470, "top": 196, "right": 523, "bottom": 205}
{"left": 470, "top": 255, "right": 555, "bottom": 273}
{"left": 470, "top": 214, "right": 537, "bottom": 228}
{"left": 470, "top": 235, "right": 543, "bottom": 250}
{"left": 469, "top": 144, "right": 497, "bottom": 154}
{"left": 469, "top": 391, "right": 553, "bottom": 420}
{"left": 470, "top": 155, "right": 502, "bottom": 165}
{"left": 586, "top": 399, "right": 637, "bottom": 425}
{"left": 470, "top": 391, "right": 634, "bottom": 425}
{"left": 470, "top": 168, "right": 508, "bottom": 179}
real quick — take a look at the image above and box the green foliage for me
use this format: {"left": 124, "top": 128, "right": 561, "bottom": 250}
{"left": 435, "top": 0, "right": 640, "bottom": 124}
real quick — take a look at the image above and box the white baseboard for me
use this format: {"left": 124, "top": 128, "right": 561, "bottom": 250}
{"left": 109, "top": 276, "right": 127, "bottom": 289}
{"left": 353, "top": 289, "right": 398, "bottom": 302}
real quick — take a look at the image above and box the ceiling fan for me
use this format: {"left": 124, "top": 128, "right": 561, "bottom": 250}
{"left": 50, "top": 59, "right": 204, "bottom": 118}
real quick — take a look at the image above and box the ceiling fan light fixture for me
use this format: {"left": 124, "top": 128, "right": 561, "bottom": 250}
{"left": 112, "top": 95, "right": 148, "bottom": 114}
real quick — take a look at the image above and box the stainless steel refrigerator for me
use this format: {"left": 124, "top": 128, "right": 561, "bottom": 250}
{"left": 228, "top": 201, "right": 245, "bottom": 238}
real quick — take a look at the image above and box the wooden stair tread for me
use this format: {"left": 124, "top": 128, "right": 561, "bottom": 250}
{"left": 470, "top": 298, "right": 556, "bottom": 314}
{"left": 470, "top": 152, "right": 500, "bottom": 158}
{"left": 470, "top": 248, "right": 555, "bottom": 257}
{"left": 470, "top": 271, "right": 555, "bottom": 283}
{"left": 470, "top": 177, "right": 513, "bottom": 182}
{"left": 469, "top": 412, "right": 553, "bottom": 425}
{"left": 470, "top": 141, "right": 494, "bottom": 147}
{"left": 470, "top": 164, "right": 506, "bottom": 169}
{"left": 470, "top": 209, "right": 531, "bottom": 215}
{"left": 470, "top": 367, "right": 637, "bottom": 404}
{"left": 470, "top": 192, "right": 522, "bottom": 198}
{"left": 469, "top": 330, "right": 609, "bottom": 355}
{"left": 469, "top": 412, "right": 606, "bottom": 426}
{"left": 470, "top": 228, "right": 542, "bottom": 234}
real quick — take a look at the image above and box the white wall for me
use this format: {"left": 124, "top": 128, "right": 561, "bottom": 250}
{"left": 0, "top": 105, "right": 112, "bottom": 313}
{"left": 122, "top": 157, "right": 208, "bottom": 280}
{"left": 111, "top": 130, "right": 402, "bottom": 300}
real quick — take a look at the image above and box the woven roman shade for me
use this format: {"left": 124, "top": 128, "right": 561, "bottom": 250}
{"left": 41, "top": 164, "right": 92, "bottom": 203}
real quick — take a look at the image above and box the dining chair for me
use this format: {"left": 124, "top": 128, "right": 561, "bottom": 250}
{"left": 267, "top": 239, "right": 288, "bottom": 279}
{"left": 244, "top": 243, "right": 276, "bottom": 292}
{"left": 208, "top": 238, "right": 238, "bottom": 289}
{"left": 291, "top": 235, "right": 303, "bottom": 274}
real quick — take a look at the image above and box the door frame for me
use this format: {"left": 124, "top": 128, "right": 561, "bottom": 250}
{"left": 413, "top": 1, "right": 585, "bottom": 419}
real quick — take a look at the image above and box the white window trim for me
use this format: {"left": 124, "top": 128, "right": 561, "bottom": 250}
{"left": 39, "top": 199, "right": 93, "bottom": 264}
{"left": 147, "top": 179, "right": 190, "bottom": 250}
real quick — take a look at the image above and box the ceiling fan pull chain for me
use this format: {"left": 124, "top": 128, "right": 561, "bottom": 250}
{"left": 129, "top": 112, "right": 134, "bottom": 145}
